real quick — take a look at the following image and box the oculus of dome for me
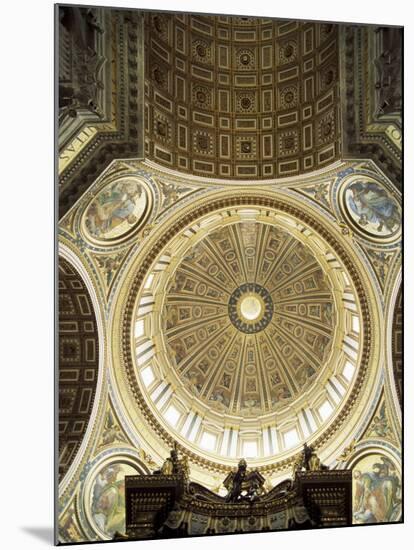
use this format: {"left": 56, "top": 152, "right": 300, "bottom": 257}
{"left": 240, "top": 295, "right": 262, "bottom": 320}
{"left": 229, "top": 283, "right": 274, "bottom": 333}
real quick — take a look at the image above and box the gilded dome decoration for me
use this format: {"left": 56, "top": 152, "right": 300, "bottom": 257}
{"left": 162, "top": 222, "right": 336, "bottom": 416}
{"left": 112, "top": 189, "right": 378, "bottom": 472}
{"left": 56, "top": 5, "right": 402, "bottom": 542}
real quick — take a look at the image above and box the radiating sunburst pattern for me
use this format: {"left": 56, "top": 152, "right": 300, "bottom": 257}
{"left": 163, "top": 222, "right": 336, "bottom": 416}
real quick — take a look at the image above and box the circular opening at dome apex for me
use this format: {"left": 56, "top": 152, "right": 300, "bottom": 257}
{"left": 240, "top": 294, "right": 263, "bottom": 321}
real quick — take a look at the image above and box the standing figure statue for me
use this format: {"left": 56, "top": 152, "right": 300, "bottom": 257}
{"left": 160, "top": 449, "right": 179, "bottom": 475}
{"left": 225, "top": 459, "right": 248, "bottom": 502}
{"left": 224, "top": 459, "right": 266, "bottom": 502}
{"left": 293, "top": 443, "right": 329, "bottom": 476}
{"left": 153, "top": 445, "right": 191, "bottom": 479}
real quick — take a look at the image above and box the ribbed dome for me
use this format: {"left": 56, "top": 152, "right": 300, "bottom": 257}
{"left": 125, "top": 197, "right": 364, "bottom": 466}
{"left": 163, "top": 222, "right": 335, "bottom": 416}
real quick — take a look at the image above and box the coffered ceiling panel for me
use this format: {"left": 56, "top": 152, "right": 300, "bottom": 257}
{"left": 58, "top": 257, "right": 100, "bottom": 480}
{"left": 144, "top": 13, "right": 341, "bottom": 179}
{"left": 392, "top": 285, "right": 402, "bottom": 407}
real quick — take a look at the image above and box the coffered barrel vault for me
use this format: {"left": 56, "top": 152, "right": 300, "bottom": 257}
{"left": 58, "top": 257, "right": 100, "bottom": 481}
{"left": 144, "top": 14, "right": 341, "bottom": 179}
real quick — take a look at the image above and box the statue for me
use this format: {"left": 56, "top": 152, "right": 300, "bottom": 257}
{"left": 223, "top": 459, "right": 266, "bottom": 502}
{"left": 160, "top": 449, "right": 178, "bottom": 475}
{"left": 292, "top": 454, "right": 304, "bottom": 476}
{"left": 293, "top": 443, "right": 329, "bottom": 476}
{"left": 154, "top": 446, "right": 190, "bottom": 479}
{"left": 225, "top": 459, "right": 247, "bottom": 502}
{"left": 308, "top": 452, "right": 323, "bottom": 471}
{"left": 303, "top": 443, "right": 313, "bottom": 471}
{"left": 177, "top": 455, "right": 190, "bottom": 478}
{"left": 308, "top": 446, "right": 329, "bottom": 471}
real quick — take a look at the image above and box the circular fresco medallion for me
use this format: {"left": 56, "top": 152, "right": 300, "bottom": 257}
{"left": 82, "top": 177, "right": 152, "bottom": 244}
{"left": 339, "top": 176, "right": 401, "bottom": 242}
{"left": 351, "top": 453, "right": 402, "bottom": 524}
{"left": 87, "top": 460, "right": 140, "bottom": 539}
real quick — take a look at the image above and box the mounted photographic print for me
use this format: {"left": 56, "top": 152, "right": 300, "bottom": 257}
{"left": 55, "top": 3, "right": 403, "bottom": 545}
